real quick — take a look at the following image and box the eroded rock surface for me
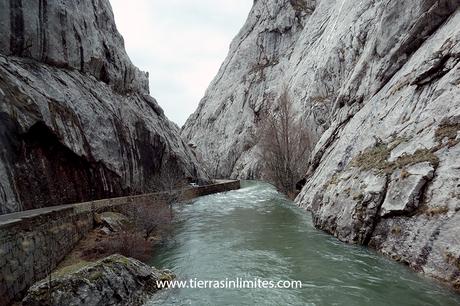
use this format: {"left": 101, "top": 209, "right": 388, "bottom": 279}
{"left": 21, "top": 254, "right": 174, "bottom": 306}
{"left": 182, "top": 0, "right": 459, "bottom": 180}
{"left": 0, "top": 0, "right": 207, "bottom": 214}
{"left": 95, "top": 212, "right": 130, "bottom": 233}
{"left": 296, "top": 6, "right": 460, "bottom": 289}
{"left": 379, "top": 162, "right": 435, "bottom": 218}
{"left": 183, "top": 0, "right": 460, "bottom": 289}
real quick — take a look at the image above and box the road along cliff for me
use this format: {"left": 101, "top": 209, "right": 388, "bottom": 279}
{"left": 0, "top": 0, "right": 207, "bottom": 215}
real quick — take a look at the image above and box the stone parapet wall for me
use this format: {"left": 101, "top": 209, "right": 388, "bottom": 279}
{"left": 0, "top": 180, "right": 240, "bottom": 305}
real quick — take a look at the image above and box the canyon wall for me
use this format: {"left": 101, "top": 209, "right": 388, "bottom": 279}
{"left": 0, "top": 0, "right": 207, "bottom": 215}
{"left": 184, "top": 0, "right": 460, "bottom": 288}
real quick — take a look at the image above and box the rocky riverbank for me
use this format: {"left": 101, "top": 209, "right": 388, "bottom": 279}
{"left": 18, "top": 206, "right": 175, "bottom": 306}
{"left": 182, "top": 0, "right": 460, "bottom": 291}
{"left": 21, "top": 254, "right": 174, "bottom": 306}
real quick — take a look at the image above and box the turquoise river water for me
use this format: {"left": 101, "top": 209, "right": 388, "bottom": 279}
{"left": 146, "top": 181, "right": 460, "bottom": 305}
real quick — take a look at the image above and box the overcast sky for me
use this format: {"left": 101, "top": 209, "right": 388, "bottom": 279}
{"left": 110, "top": 0, "right": 252, "bottom": 127}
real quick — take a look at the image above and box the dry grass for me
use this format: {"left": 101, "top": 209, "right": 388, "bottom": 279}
{"left": 57, "top": 230, "right": 104, "bottom": 270}
{"left": 435, "top": 122, "right": 460, "bottom": 147}
{"left": 59, "top": 202, "right": 174, "bottom": 270}
{"left": 393, "top": 149, "right": 439, "bottom": 169}
{"left": 424, "top": 206, "right": 449, "bottom": 217}
{"left": 310, "top": 96, "right": 330, "bottom": 104}
{"left": 58, "top": 229, "right": 155, "bottom": 268}
{"left": 350, "top": 139, "right": 439, "bottom": 174}
{"left": 350, "top": 143, "right": 392, "bottom": 172}
{"left": 290, "top": 0, "right": 314, "bottom": 13}
{"left": 96, "top": 231, "right": 155, "bottom": 262}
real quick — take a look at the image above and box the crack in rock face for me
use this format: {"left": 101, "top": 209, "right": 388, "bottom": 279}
{"left": 181, "top": 0, "right": 460, "bottom": 181}
{"left": 179, "top": 0, "right": 460, "bottom": 288}
{"left": 294, "top": 7, "right": 460, "bottom": 289}
{"left": 379, "top": 162, "right": 435, "bottom": 218}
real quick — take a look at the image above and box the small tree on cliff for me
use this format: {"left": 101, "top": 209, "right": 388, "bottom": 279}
{"left": 259, "top": 88, "right": 312, "bottom": 197}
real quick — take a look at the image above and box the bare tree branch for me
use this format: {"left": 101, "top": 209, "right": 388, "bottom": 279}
{"left": 259, "top": 88, "right": 312, "bottom": 197}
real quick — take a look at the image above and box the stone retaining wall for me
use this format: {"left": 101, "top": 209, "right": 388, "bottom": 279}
{"left": 0, "top": 180, "right": 240, "bottom": 305}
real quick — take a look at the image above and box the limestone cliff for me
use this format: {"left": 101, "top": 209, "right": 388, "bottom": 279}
{"left": 0, "top": 0, "right": 207, "bottom": 214}
{"left": 183, "top": 0, "right": 460, "bottom": 288}
{"left": 182, "top": 0, "right": 321, "bottom": 179}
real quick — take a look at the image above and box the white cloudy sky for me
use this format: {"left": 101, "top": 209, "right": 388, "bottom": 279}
{"left": 110, "top": 0, "right": 252, "bottom": 126}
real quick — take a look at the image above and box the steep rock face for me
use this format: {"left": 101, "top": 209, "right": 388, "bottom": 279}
{"left": 182, "top": 0, "right": 321, "bottom": 179}
{"left": 0, "top": 0, "right": 206, "bottom": 214}
{"left": 182, "top": 0, "right": 459, "bottom": 180}
{"left": 0, "top": 0, "right": 148, "bottom": 94}
{"left": 183, "top": 0, "right": 460, "bottom": 288}
{"left": 296, "top": 5, "right": 460, "bottom": 288}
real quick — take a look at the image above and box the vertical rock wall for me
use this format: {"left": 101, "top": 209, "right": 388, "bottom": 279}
{"left": 0, "top": 0, "right": 207, "bottom": 214}
{"left": 183, "top": 0, "right": 460, "bottom": 289}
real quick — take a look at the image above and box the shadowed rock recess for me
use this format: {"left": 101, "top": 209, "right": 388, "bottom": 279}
{"left": 0, "top": 0, "right": 207, "bottom": 215}
{"left": 183, "top": 0, "right": 460, "bottom": 289}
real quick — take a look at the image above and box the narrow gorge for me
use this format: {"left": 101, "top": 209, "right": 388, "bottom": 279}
{"left": 183, "top": 0, "right": 460, "bottom": 291}
{"left": 0, "top": 0, "right": 459, "bottom": 304}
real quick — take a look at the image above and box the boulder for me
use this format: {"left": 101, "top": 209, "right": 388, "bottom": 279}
{"left": 95, "top": 212, "right": 130, "bottom": 232}
{"left": 380, "top": 162, "right": 435, "bottom": 217}
{"left": 22, "top": 254, "right": 175, "bottom": 306}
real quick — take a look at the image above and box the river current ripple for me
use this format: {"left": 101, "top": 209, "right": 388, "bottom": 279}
{"left": 146, "top": 181, "right": 460, "bottom": 306}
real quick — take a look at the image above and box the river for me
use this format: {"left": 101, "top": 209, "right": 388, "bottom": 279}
{"left": 146, "top": 181, "right": 460, "bottom": 305}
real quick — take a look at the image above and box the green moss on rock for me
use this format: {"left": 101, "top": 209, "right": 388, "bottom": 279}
{"left": 22, "top": 254, "right": 175, "bottom": 306}
{"left": 52, "top": 260, "right": 90, "bottom": 278}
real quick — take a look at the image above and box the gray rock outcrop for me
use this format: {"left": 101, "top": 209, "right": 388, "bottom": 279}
{"left": 21, "top": 254, "right": 175, "bottom": 306}
{"left": 183, "top": 0, "right": 460, "bottom": 289}
{"left": 0, "top": 0, "right": 207, "bottom": 214}
{"left": 182, "top": 0, "right": 320, "bottom": 179}
{"left": 296, "top": 4, "right": 460, "bottom": 288}
{"left": 95, "top": 212, "right": 130, "bottom": 232}
{"left": 182, "top": 0, "right": 459, "bottom": 180}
